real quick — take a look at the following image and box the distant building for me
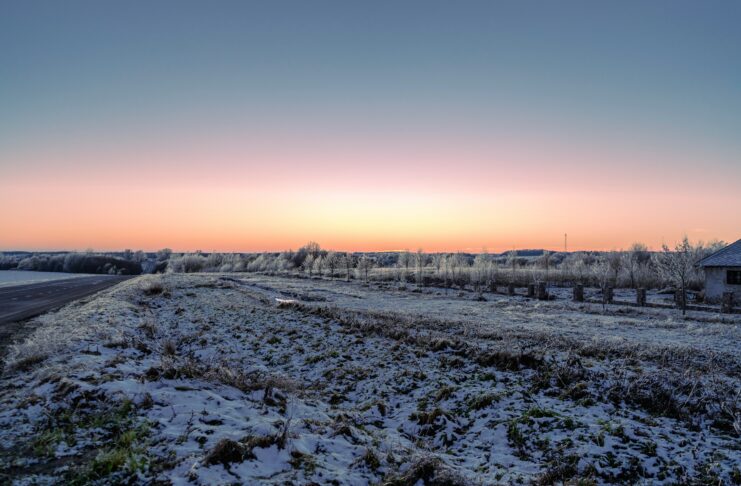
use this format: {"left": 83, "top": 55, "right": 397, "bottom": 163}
{"left": 697, "top": 239, "right": 741, "bottom": 302}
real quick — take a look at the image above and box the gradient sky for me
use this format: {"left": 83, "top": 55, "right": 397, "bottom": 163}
{"left": 2, "top": 1, "right": 740, "bottom": 252}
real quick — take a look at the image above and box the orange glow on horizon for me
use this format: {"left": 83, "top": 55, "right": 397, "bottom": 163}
{"left": 2, "top": 137, "right": 739, "bottom": 253}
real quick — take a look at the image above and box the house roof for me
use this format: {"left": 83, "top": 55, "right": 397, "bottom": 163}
{"left": 697, "top": 239, "right": 741, "bottom": 267}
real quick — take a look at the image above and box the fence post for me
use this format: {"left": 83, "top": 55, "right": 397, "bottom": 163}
{"left": 722, "top": 291, "right": 734, "bottom": 313}
{"left": 573, "top": 284, "right": 584, "bottom": 302}
{"left": 527, "top": 283, "right": 535, "bottom": 298}
{"left": 537, "top": 282, "right": 548, "bottom": 300}
{"left": 603, "top": 287, "right": 613, "bottom": 305}
{"left": 675, "top": 289, "right": 686, "bottom": 310}
{"left": 636, "top": 288, "right": 646, "bottom": 307}
{"left": 507, "top": 283, "right": 515, "bottom": 296}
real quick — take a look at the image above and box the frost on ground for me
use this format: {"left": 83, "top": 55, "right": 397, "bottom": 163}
{"left": 0, "top": 274, "right": 739, "bottom": 485}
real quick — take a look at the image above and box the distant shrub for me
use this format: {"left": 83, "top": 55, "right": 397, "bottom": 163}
{"left": 167, "top": 254, "right": 206, "bottom": 273}
{"left": 61, "top": 254, "right": 142, "bottom": 275}
{"left": 0, "top": 252, "right": 20, "bottom": 270}
{"left": 17, "top": 254, "right": 66, "bottom": 272}
{"left": 141, "top": 278, "right": 165, "bottom": 296}
{"left": 14, "top": 253, "right": 141, "bottom": 275}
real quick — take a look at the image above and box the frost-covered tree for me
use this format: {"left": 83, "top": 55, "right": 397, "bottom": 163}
{"left": 356, "top": 255, "right": 373, "bottom": 283}
{"left": 441, "top": 254, "right": 451, "bottom": 289}
{"left": 537, "top": 251, "right": 552, "bottom": 286}
{"left": 168, "top": 254, "right": 206, "bottom": 273}
{"left": 622, "top": 242, "right": 649, "bottom": 289}
{"left": 397, "top": 250, "right": 412, "bottom": 285}
{"left": 472, "top": 252, "right": 489, "bottom": 296}
{"left": 303, "top": 241, "right": 322, "bottom": 259}
{"left": 415, "top": 249, "right": 425, "bottom": 285}
{"left": 342, "top": 252, "right": 354, "bottom": 282}
{"left": 0, "top": 252, "right": 18, "bottom": 270}
{"left": 449, "top": 252, "right": 468, "bottom": 289}
{"left": 205, "top": 252, "right": 223, "bottom": 271}
{"left": 431, "top": 254, "right": 443, "bottom": 279}
{"left": 565, "top": 252, "right": 591, "bottom": 285}
{"left": 506, "top": 250, "right": 518, "bottom": 284}
{"left": 606, "top": 251, "right": 623, "bottom": 287}
{"left": 303, "top": 255, "right": 315, "bottom": 277}
{"left": 592, "top": 258, "right": 613, "bottom": 311}
{"left": 654, "top": 237, "right": 697, "bottom": 315}
{"left": 325, "top": 251, "right": 341, "bottom": 279}
{"left": 313, "top": 254, "right": 325, "bottom": 277}
{"left": 483, "top": 251, "right": 495, "bottom": 288}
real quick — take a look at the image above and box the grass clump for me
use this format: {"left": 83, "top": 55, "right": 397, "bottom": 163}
{"left": 82, "top": 427, "right": 149, "bottom": 482}
{"left": 523, "top": 407, "right": 559, "bottom": 420}
{"left": 203, "top": 438, "right": 250, "bottom": 467}
{"left": 64, "top": 401, "right": 151, "bottom": 485}
{"left": 382, "top": 456, "right": 468, "bottom": 485}
{"left": 203, "top": 434, "right": 285, "bottom": 469}
{"left": 32, "top": 429, "right": 66, "bottom": 457}
{"left": 434, "top": 385, "right": 457, "bottom": 402}
{"left": 362, "top": 449, "right": 381, "bottom": 471}
{"left": 11, "top": 353, "right": 47, "bottom": 371}
{"left": 467, "top": 392, "right": 500, "bottom": 411}
{"left": 507, "top": 420, "right": 526, "bottom": 449}
{"left": 289, "top": 450, "right": 317, "bottom": 475}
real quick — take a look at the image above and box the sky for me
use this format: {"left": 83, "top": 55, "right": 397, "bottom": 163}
{"left": 1, "top": 0, "right": 740, "bottom": 253}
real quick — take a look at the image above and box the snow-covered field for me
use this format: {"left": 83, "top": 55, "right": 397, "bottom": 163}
{"left": 0, "top": 270, "right": 87, "bottom": 288}
{"left": 1, "top": 273, "right": 739, "bottom": 485}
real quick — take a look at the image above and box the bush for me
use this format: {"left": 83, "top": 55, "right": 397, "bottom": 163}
{"left": 167, "top": 254, "right": 206, "bottom": 273}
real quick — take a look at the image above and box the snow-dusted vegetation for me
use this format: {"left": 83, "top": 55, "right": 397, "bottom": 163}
{"left": 1, "top": 273, "right": 739, "bottom": 484}
{"left": 163, "top": 239, "right": 726, "bottom": 296}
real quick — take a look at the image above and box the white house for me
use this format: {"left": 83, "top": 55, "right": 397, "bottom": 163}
{"left": 697, "top": 239, "right": 741, "bottom": 303}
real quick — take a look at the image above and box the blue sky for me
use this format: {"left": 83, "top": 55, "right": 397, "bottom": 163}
{"left": 2, "top": 1, "right": 740, "bottom": 150}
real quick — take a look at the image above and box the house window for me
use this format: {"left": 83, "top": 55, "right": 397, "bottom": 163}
{"left": 728, "top": 270, "right": 741, "bottom": 285}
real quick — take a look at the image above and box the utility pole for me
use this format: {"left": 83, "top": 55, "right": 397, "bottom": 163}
{"left": 564, "top": 233, "right": 568, "bottom": 253}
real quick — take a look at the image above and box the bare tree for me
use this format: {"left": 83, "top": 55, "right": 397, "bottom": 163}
{"left": 593, "top": 257, "right": 612, "bottom": 311}
{"left": 325, "top": 251, "right": 341, "bottom": 279}
{"left": 303, "top": 254, "right": 315, "bottom": 277}
{"left": 537, "top": 251, "right": 552, "bottom": 287}
{"left": 507, "top": 250, "right": 518, "bottom": 284}
{"left": 431, "top": 254, "right": 443, "bottom": 279}
{"left": 304, "top": 241, "right": 321, "bottom": 259}
{"left": 415, "top": 249, "right": 425, "bottom": 286}
{"left": 313, "top": 255, "right": 325, "bottom": 278}
{"left": 343, "top": 252, "right": 354, "bottom": 282}
{"left": 654, "top": 236, "right": 697, "bottom": 315}
{"left": 441, "top": 254, "right": 451, "bottom": 290}
{"left": 398, "top": 250, "right": 412, "bottom": 285}
{"left": 356, "top": 255, "right": 373, "bottom": 283}
{"left": 564, "top": 252, "right": 589, "bottom": 285}
{"left": 484, "top": 252, "right": 497, "bottom": 290}
{"left": 622, "top": 242, "right": 649, "bottom": 289}
{"left": 472, "top": 252, "right": 489, "bottom": 296}
{"left": 606, "top": 251, "right": 623, "bottom": 287}
{"left": 449, "top": 252, "right": 467, "bottom": 289}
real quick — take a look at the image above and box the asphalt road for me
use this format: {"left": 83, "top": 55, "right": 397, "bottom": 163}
{"left": 0, "top": 275, "right": 133, "bottom": 326}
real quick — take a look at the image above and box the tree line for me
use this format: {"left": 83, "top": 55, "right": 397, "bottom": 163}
{"left": 1, "top": 238, "right": 723, "bottom": 298}
{"left": 161, "top": 238, "right": 724, "bottom": 295}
